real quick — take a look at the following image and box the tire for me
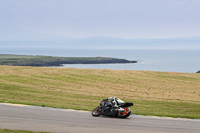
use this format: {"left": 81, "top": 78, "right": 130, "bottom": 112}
{"left": 117, "top": 107, "right": 131, "bottom": 118}
{"left": 92, "top": 107, "right": 102, "bottom": 117}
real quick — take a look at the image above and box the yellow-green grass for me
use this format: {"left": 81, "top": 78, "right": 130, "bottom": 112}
{"left": 0, "top": 65, "right": 200, "bottom": 119}
{"left": 0, "top": 129, "right": 51, "bottom": 133}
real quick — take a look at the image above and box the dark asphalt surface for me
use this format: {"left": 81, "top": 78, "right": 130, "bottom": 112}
{"left": 0, "top": 103, "right": 200, "bottom": 133}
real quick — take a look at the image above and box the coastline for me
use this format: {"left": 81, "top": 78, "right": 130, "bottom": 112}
{"left": 0, "top": 54, "right": 137, "bottom": 67}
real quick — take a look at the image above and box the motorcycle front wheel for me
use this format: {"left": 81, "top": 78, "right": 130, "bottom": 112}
{"left": 92, "top": 106, "right": 102, "bottom": 117}
{"left": 117, "top": 107, "right": 131, "bottom": 118}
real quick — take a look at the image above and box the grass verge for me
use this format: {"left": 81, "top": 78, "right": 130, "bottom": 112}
{"left": 0, "top": 129, "right": 51, "bottom": 133}
{"left": 0, "top": 65, "right": 200, "bottom": 119}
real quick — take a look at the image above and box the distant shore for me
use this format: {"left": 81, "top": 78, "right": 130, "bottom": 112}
{"left": 0, "top": 54, "right": 137, "bottom": 67}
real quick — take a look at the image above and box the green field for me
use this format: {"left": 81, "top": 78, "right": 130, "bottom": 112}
{"left": 0, "top": 65, "right": 200, "bottom": 119}
{"left": 0, "top": 129, "right": 51, "bottom": 133}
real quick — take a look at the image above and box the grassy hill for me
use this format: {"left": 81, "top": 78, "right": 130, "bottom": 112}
{"left": 0, "top": 65, "right": 200, "bottom": 119}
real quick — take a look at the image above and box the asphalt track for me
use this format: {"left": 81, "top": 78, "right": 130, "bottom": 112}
{"left": 0, "top": 103, "right": 200, "bottom": 133}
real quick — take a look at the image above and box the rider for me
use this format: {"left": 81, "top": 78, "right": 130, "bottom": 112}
{"left": 104, "top": 96, "right": 124, "bottom": 109}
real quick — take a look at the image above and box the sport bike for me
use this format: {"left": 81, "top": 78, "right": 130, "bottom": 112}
{"left": 92, "top": 99, "right": 133, "bottom": 118}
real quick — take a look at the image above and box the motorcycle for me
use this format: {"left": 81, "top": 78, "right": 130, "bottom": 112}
{"left": 92, "top": 98, "right": 133, "bottom": 118}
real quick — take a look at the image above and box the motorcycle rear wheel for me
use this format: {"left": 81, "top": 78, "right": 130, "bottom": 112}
{"left": 92, "top": 106, "right": 102, "bottom": 117}
{"left": 117, "top": 107, "right": 131, "bottom": 118}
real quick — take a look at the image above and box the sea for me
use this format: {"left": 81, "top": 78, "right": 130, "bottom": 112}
{"left": 0, "top": 47, "right": 200, "bottom": 73}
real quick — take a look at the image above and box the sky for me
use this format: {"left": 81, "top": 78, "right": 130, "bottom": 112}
{"left": 0, "top": 0, "right": 200, "bottom": 40}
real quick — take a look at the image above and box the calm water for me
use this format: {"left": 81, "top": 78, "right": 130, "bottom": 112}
{"left": 0, "top": 47, "right": 199, "bottom": 73}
